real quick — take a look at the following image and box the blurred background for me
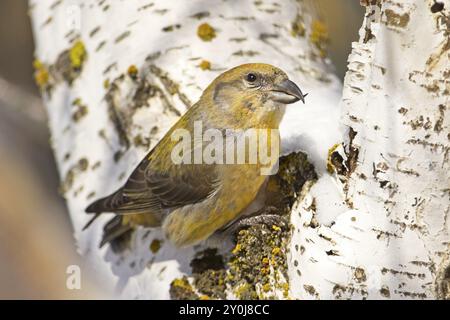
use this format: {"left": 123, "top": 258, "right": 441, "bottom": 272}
{"left": 0, "top": 0, "right": 363, "bottom": 299}
{"left": 0, "top": 0, "right": 102, "bottom": 299}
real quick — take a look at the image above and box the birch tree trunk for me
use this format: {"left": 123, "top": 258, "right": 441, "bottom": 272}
{"left": 289, "top": 0, "right": 450, "bottom": 299}
{"left": 29, "top": 0, "right": 449, "bottom": 299}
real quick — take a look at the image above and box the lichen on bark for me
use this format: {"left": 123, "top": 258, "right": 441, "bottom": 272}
{"left": 169, "top": 152, "right": 317, "bottom": 300}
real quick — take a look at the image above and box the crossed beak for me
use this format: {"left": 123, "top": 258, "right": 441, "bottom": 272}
{"left": 270, "top": 79, "right": 307, "bottom": 104}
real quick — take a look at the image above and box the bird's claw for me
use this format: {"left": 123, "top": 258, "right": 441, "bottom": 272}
{"left": 235, "top": 214, "right": 286, "bottom": 230}
{"left": 220, "top": 207, "right": 288, "bottom": 239}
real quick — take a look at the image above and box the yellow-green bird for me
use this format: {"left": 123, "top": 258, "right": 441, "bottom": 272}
{"left": 85, "top": 63, "right": 306, "bottom": 248}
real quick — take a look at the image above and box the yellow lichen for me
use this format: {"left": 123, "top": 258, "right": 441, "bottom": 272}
{"left": 177, "top": 152, "right": 316, "bottom": 300}
{"left": 69, "top": 40, "right": 86, "bottom": 69}
{"left": 172, "top": 277, "right": 192, "bottom": 290}
{"left": 33, "top": 59, "right": 49, "bottom": 89}
{"left": 72, "top": 97, "right": 82, "bottom": 106}
{"left": 327, "top": 143, "right": 341, "bottom": 174}
{"left": 197, "top": 23, "right": 216, "bottom": 41}
{"left": 127, "top": 65, "right": 138, "bottom": 78}
{"left": 310, "top": 20, "right": 328, "bottom": 58}
{"left": 260, "top": 266, "right": 269, "bottom": 275}
{"left": 232, "top": 243, "right": 241, "bottom": 255}
{"left": 169, "top": 276, "right": 200, "bottom": 299}
{"left": 199, "top": 59, "right": 211, "bottom": 70}
{"left": 149, "top": 239, "right": 162, "bottom": 253}
{"left": 282, "top": 283, "right": 290, "bottom": 298}
{"left": 234, "top": 283, "right": 258, "bottom": 300}
{"left": 270, "top": 256, "right": 277, "bottom": 266}
{"left": 32, "top": 59, "right": 42, "bottom": 70}
{"left": 103, "top": 79, "right": 110, "bottom": 89}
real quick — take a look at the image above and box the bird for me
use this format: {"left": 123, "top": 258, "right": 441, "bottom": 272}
{"left": 85, "top": 63, "right": 306, "bottom": 248}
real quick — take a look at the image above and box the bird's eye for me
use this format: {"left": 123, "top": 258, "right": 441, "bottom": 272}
{"left": 246, "top": 73, "right": 257, "bottom": 82}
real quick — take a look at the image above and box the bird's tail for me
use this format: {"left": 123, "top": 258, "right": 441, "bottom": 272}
{"left": 84, "top": 192, "right": 134, "bottom": 250}
{"left": 82, "top": 212, "right": 101, "bottom": 231}
{"left": 100, "top": 215, "right": 133, "bottom": 250}
{"left": 85, "top": 188, "right": 125, "bottom": 214}
{"left": 83, "top": 188, "right": 132, "bottom": 250}
{"left": 82, "top": 213, "right": 133, "bottom": 250}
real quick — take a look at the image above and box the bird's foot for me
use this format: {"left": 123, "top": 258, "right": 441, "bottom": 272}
{"left": 232, "top": 214, "right": 287, "bottom": 231}
{"left": 220, "top": 206, "right": 288, "bottom": 238}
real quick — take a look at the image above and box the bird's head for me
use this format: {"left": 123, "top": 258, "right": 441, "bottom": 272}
{"left": 201, "top": 63, "right": 306, "bottom": 127}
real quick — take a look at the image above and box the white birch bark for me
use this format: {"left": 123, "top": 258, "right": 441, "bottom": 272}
{"left": 289, "top": 0, "right": 450, "bottom": 299}
{"left": 29, "top": 0, "right": 449, "bottom": 300}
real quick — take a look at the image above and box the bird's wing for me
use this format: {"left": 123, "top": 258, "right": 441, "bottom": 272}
{"left": 86, "top": 155, "right": 220, "bottom": 214}
{"left": 86, "top": 103, "right": 221, "bottom": 214}
{"left": 124, "top": 156, "right": 220, "bottom": 209}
